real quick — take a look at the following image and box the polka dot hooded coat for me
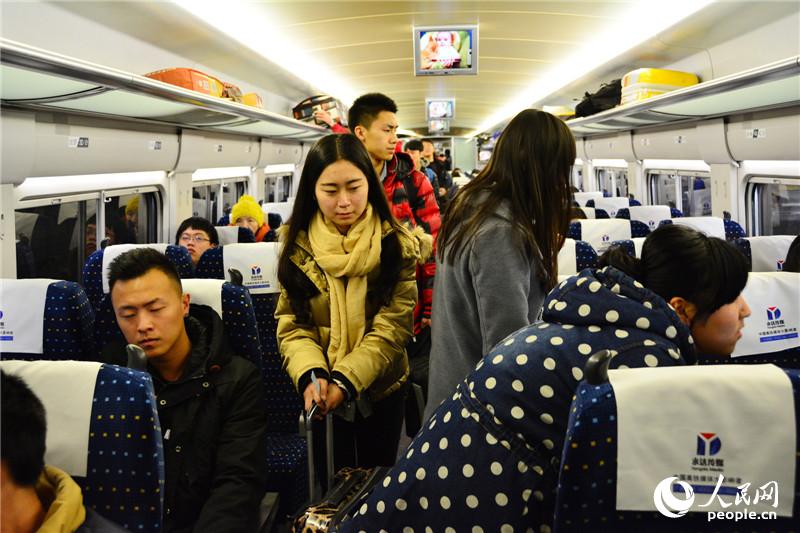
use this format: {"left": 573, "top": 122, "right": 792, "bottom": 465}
{"left": 339, "top": 266, "right": 697, "bottom": 532}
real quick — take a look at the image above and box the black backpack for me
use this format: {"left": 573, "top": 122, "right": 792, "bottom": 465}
{"left": 574, "top": 79, "right": 622, "bottom": 118}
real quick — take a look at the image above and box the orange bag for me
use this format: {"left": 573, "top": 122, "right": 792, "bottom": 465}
{"left": 144, "top": 68, "right": 226, "bottom": 98}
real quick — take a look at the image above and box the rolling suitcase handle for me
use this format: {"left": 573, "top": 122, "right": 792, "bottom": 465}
{"left": 304, "top": 410, "right": 335, "bottom": 502}
{"left": 304, "top": 371, "right": 336, "bottom": 502}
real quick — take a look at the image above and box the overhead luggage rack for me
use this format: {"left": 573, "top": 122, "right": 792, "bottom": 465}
{"left": 0, "top": 38, "right": 327, "bottom": 141}
{"left": 567, "top": 56, "right": 800, "bottom": 136}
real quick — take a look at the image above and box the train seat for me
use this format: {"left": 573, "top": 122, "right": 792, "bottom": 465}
{"left": 659, "top": 217, "right": 746, "bottom": 241}
{"left": 578, "top": 207, "right": 610, "bottom": 219}
{"left": 0, "top": 360, "right": 164, "bottom": 533}
{"left": 0, "top": 279, "right": 95, "bottom": 361}
{"left": 556, "top": 357, "right": 800, "bottom": 532}
{"left": 586, "top": 197, "right": 636, "bottom": 218}
{"left": 177, "top": 278, "right": 263, "bottom": 367}
{"left": 215, "top": 225, "right": 256, "bottom": 245}
{"left": 567, "top": 219, "right": 650, "bottom": 254}
{"left": 616, "top": 205, "right": 684, "bottom": 230}
{"left": 195, "top": 243, "right": 307, "bottom": 516}
{"left": 701, "top": 272, "right": 800, "bottom": 368}
{"left": 558, "top": 238, "right": 599, "bottom": 276}
{"left": 573, "top": 191, "right": 605, "bottom": 207}
{"left": 732, "top": 235, "right": 796, "bottom": 272}
{"left": 609, "top": 237, "right": 647, "bottom": 258}
{"left": 261, "top": 201, "right": 294, "bottom": 223}
{"left": 82, "top": 245, "right": 194, "bottom": 350}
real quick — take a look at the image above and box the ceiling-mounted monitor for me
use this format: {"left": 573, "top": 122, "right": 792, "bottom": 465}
{"left": 428, "top": 119, "right": 450, "bottom": 133}
{"left": 413, "top": 25, "right": 478, "bottom": 76}
{"left": 426, "top": 98, "right": 456, "bottom": 120}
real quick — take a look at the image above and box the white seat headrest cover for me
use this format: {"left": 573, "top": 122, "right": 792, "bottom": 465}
{"left": 0, "top": 360, "right": 102, "bottom": 477}
{"left": 223, "top": 242, "right": 281, "bottom": 294}
{"left": 612, "top": 364, "right": 795, "bottom": 516}
{"left": 557, "top": 239, "right": 578, "bottom": 276}
{"left": 671, "top": 217, "right": 725, "bottom": 239}
{"left": 181, "top": 279, "right": 224, "bottom": 318}
{"left": 746, "top": 236, "right": 795, "bottom": 272}
{"left": 0, "top": 279, "right": 55, "bottom": 354}
{"left": 734, "top": 272, "right": 800, "bottom": 357}
{"left": 102, "top": 244, "right": 169, "bottom": 294}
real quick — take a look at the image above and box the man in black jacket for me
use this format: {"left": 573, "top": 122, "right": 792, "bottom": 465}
{"left": 103, "top": 248, "right": 266, "bottom": 533}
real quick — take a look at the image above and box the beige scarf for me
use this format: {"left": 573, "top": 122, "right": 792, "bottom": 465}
{"left": 308, "top": 204, "right": 382, "bottom": 365}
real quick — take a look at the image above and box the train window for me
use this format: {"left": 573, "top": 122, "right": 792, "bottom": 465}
{"left": 571, "top": 164, "right": 583, "bottom": 190}
{"left": 648, "top": 171, "right": 711, "bottom": 215}
{"left": 265, "top": 174, "right": 293, "bottom": 202}
{"left": 747, "top": 178, "right": 800, "bottom": 236}
{"left": 221, "top": 179, "right": 247, "bottom": 221}
{"left": 595, "top": 167, "right": 628, "bottom": 197}
{"left": 192, "top": 184, "right": 220, "bottom": 222}
{"left": 15, "top": 197, "right": 97, "bottom": 282}
{"left": 103, "top": 191, "right": 160, "bottom": 246}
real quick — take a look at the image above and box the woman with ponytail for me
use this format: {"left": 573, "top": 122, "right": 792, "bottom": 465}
{"left": 341, "top": 224, "right": 751, "bottom": 533}
{"left": 276, "top": 134, "right": 428, "bottom": 478}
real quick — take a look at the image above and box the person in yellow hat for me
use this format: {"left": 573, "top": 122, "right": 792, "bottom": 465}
{"left": 230, "top": 195, "right": 274, "bottom": 242}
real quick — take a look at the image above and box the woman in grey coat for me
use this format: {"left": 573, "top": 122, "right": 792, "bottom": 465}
{"left": 426, "top": 109, "right": 575, "bottom": 415}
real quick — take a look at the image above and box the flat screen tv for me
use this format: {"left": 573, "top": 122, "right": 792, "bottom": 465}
{"left": 413, "top": 25, "right": 478, "bottom": 76}
{"left": 426, "top": 98, "right": 456, "bottom": 120}
{"left": 428, "top": 119, "right": 450, "bottom": 133}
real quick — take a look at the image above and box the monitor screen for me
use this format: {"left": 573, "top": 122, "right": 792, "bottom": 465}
{"left": 414, "top": 25, "right": 478, "bottom": 76}
{"left": 428, "top": 119, "right": 450, "bottom": 133}
{"left": 426, "top": 99, "right": 455, "bottom": 120}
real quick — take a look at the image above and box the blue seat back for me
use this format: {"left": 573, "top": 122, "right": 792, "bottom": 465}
{"left": 0, "top": 361, "right": 164, "bottom": 532}
{"left": 609, "top": 237, "right": 647, "bottom": 258}
{"left": 732, "top": 236, "right": 795, "bottom": 272}
{"left": 558, "top": 239, "right": 598, "bottom": 276}
{"left": 195, "top": 244, "right": 308, "bottom": 514}
{"left": 82, "top": 245, "right": 194, "bottom": 349}
{"left": 179, "top": 278, "right": 262, "bottom": 367}
{"left": 195, "top": 245, "right": 301, "bottom": 432}
{"left": 556, "top": 366, "right": 800, "bottom": 531}
{"left": 567, "top": 219, "right": 650, "bottom": 254}
{"left": 0, "top": 279, "right": 95, "bottom": 361}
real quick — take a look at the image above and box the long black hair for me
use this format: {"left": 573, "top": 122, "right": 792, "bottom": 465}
{"left": 277, "top": 134, "right": 403, "bottom": 320}
{"left": 437, "top": 109, "right": 575, "bottom": 290}
{"left": 601, "top": 225, "right": 749, "bottom": 320}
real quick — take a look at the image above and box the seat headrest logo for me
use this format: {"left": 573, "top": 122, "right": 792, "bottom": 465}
{"left": 0, "top": 310, "right": 3, "bottom": 319}
{"left": 602, "top": 234, "right": 610, "bottom": 242}
{"left": 653, "top": 476, "right": 695, "bottom": 518}
{"left": 251, "top": 265, "right": 262, "bottom": 276}
{"left": 648, "top": 220, "right": 656, "bottom": 229}
{"left": 776, "top": 260, "right": 784, "bottom": 271}
{"left": 767, "top": 307, "right": 781, "bottom": 321}
{"left": 697, "top": 432, "right": 721, "bottom": 456}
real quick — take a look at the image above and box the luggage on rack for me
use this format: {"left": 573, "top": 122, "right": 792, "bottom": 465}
{"left": 621, "top": 67, "right": 699, "bottom": 105}
{"left": 291, "top": 413, "right": 388, "bottom": 532}
{"left": 574, "top": 79, "right": 622, "bottom": 118}
{"left": 292, "top": 95, "right": 348, "bottom": 126}
{"left": 144, "top": 67, "right": 226, "bottom": 97}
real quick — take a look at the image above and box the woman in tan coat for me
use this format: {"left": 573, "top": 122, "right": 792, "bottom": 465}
{"left": 276, "top": 133, "right": 425, "bottom": 476}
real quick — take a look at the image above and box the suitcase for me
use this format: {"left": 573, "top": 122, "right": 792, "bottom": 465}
{"left": 291, "top": 412, "right": 389, "bottom": 532}
{"left": 621, "top": 68, "right": 699, "bottom": 105}
{"left": 144, "top": 68, "right": 226, "bottom": 97}
{"left": 292, "top": 95, "right": 348, "bottom": 126}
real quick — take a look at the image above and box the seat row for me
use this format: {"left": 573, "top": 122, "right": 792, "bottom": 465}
{"left": 2, "top": 240, "right": 308, "bottom": 522}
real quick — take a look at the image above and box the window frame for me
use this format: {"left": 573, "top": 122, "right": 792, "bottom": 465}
{"left": 646, "top": 169, "right": 711, "bottom": 212}
{"left": 745, "top": 175, "right": 800, "bottom": 236}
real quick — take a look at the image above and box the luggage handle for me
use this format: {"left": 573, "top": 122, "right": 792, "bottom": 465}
{"left": 302, "top": 403, "right": 335, "bottom": 500}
